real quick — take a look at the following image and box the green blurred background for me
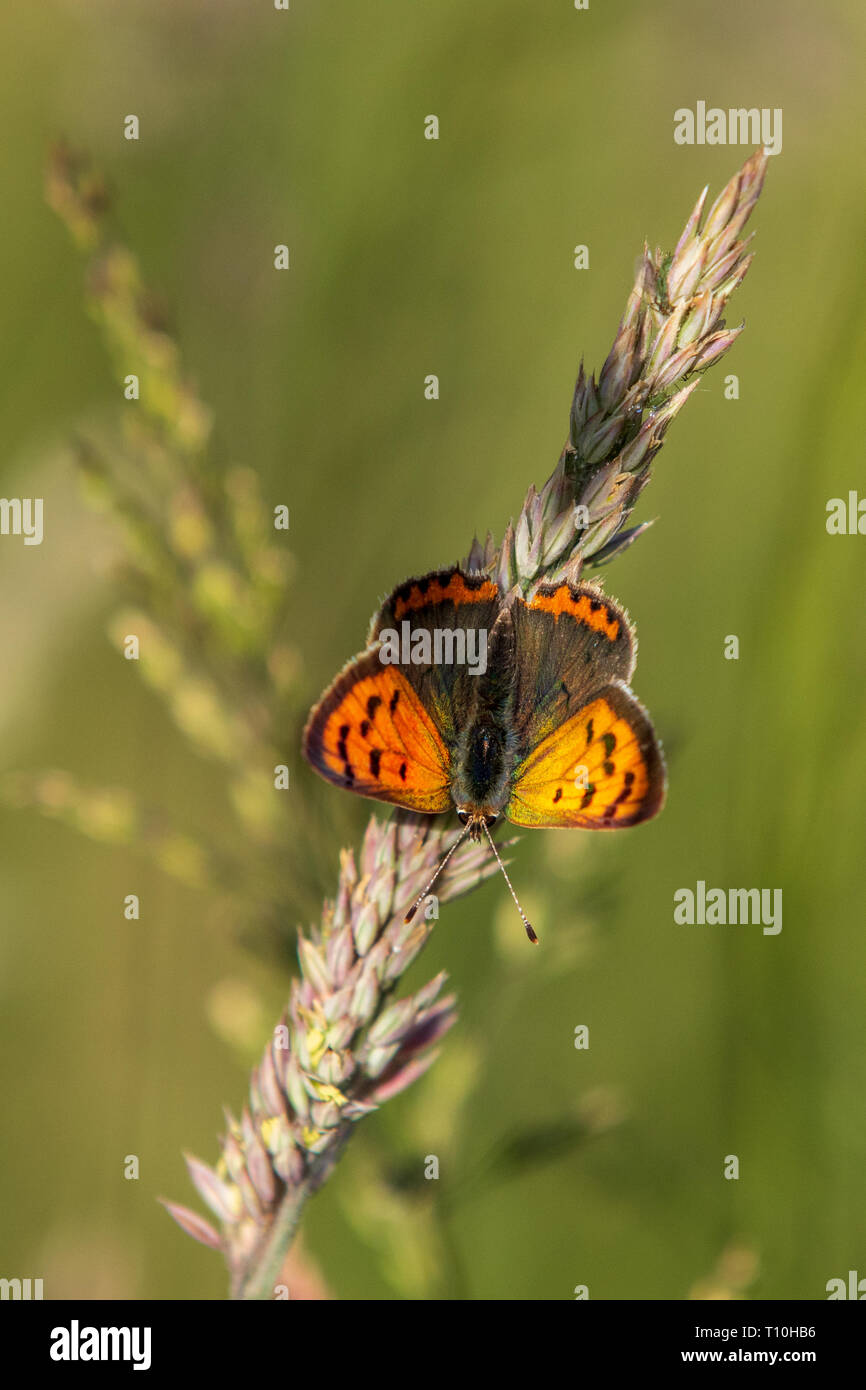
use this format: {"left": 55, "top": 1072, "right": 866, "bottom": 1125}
{"left": 2, "top": 0, "right": 865, "bottom": 1300}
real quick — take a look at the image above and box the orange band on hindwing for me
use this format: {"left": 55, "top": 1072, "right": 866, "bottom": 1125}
{"left": 528, "top": 587, "right": 621, "bottom": 641}
{"left": 390, "top": 571, "right": 500, "bottom": 621}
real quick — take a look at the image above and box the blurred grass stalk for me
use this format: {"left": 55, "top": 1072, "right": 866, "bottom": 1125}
{"left": 6, "top": 144, "right": 319, "bottom": 947}
{"left": 36, "top": 143, "right": 766, "bottom": 1297}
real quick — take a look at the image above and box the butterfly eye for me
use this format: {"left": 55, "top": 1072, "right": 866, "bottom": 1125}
{"left": 484, "top": 814, "right": 498, "bottom": 828}
{"left": 456, "top": 810, "right": 470, "bottom": 826}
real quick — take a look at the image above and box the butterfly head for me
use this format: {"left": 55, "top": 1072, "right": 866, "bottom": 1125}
{"left": 456, "top": 807, "right": 499, "bottom": 843}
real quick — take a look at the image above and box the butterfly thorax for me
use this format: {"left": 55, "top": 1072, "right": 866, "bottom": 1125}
{"left": 450, "top": 718, "right": 515, "bottom": 831}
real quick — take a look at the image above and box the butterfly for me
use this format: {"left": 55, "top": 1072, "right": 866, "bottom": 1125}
{"left": 302, "top": 565, "right": 666, "bottom": 941}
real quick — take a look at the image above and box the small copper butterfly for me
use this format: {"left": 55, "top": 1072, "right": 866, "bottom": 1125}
{"left": 302, "top": 566, "right": 666, "bottom": 941}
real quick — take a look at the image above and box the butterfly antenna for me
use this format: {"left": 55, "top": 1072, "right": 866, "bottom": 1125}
{"left": 403, "top": 826, "right": 471, "bottom": 924}
{"left": 482, "top": 821, "right": 538, "bottom": 944}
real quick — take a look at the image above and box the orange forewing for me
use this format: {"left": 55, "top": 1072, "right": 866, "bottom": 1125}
{"left": 302, "top": 659, "right": 452, "bottom": 813}
{"left": 506, "top": 684, "right": 665, "bottom": 829}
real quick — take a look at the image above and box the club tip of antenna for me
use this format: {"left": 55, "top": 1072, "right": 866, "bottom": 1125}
{"left": 404, "top": 904, "right": 418, "bottom": 925}
{"left": 525, "top": 922, "right": 538, "bottom": 944}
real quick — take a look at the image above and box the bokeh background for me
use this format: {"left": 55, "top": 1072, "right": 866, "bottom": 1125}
{"left": 2, "top": 0, "right": 865, "bottom": 1300}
